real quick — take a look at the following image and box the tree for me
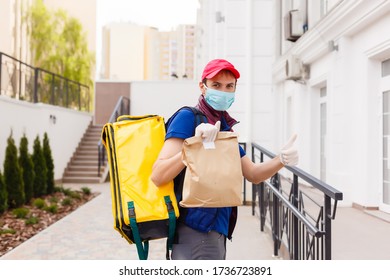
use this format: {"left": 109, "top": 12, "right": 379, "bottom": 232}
{"left": 25, "top": 0, "right": 95, "bottom": 108}
{"left": 43, "top": 132, "right": 55, "bottom": 194}
{"left": 3, "top": 133, "right": 25, "bottom": 208}
{"left": 32, "top": 135, "right": 47, "bottom": 197}
{"left": 25, "top": 0, "right": 54, "bottom": 69}
{"left": 0, "top": 172, "right": 8, "bottom": 214}
{"left": 19, "top": 134, "right": 35, "bottom": 203}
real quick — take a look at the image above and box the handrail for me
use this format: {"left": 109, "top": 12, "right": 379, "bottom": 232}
{"left": 251, "top": 142, "right": 343, "bottom": 260}
{"left": 263, "top": 180, "right": 322, "bottom": 237}
{"left": 0, "top": 52, "right": 90, "bottom": 112}
{"left": 252, "top": 142, "right": 343, "bottom": 200}
{"left": 97, "top": 96, "right": 130, "bottom": 177}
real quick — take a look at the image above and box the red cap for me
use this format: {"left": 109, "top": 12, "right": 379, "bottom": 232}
{"left": 201, "top": 59, "right": 240, "bottom": 80}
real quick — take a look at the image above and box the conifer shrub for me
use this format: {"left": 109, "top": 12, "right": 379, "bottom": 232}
{"left": 0, "top": 172, "right": 8, "bottom": 214}
{"left": 4, "top": 133, "right": 25, "bottom": 208}
{"left": 43, "top": 132, "right": 55, "bottom": 194}
{"left": 19, "top": 134, "right": 35, "bottom": 203}
{"left": 32, "top": 135, "right": 47, "bottom": 197}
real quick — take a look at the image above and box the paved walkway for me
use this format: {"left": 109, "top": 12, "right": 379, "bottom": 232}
{"left": 1, "top": 182, "right": 390, "bottom": 260}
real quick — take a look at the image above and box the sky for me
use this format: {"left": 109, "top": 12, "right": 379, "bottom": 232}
{"left": 96, "top": 0, "right": 199, "bottom": 77}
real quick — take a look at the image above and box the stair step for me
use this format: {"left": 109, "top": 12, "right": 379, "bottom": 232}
{"left": 79, "top": 146, "right": 99, "bottom": 151}
{"left": 83, "top": 137, "right": 100, "bottom": 142}
{"left": 67, "top": 166, "right": 100, "bottom": 172}
{"left": 77, "top": 150, "right": 98, "bottom": 154}
{"left": 62, "top": 122, "right": 108, "bottom": 183}
{"left": 79, "top": 140, "right": 99, "bottom": 149}
{"left": 62, "top": 177, "right": 101, "bottom": 184}
{"left": 71, "top": 160, "right": 99, "bottom": 166}
{"left": 72, "top": 155, "right": 99, "bottom": 161}
{"left": 64, "top": 171, "right": 100, "bottom": 178}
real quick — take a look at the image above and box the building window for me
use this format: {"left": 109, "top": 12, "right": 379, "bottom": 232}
{"left": 320, "top": 86, "right": 327, "bottom": 181}
{"left": 383, "top": 91, "right": 390, "bottom": 204}
{"left": 382, "top": 58, "right": 390, "bottom": 77}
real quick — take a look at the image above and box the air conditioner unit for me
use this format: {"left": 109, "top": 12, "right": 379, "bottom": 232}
{"left": 285, "top": 55, "right": 303, "bottom": 80}
{"left": 284, "top": 10, "right": 304, "bottom": 42}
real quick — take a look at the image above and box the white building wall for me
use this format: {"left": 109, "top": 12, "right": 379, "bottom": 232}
{"left": 130, "top": 81, "right": 200, "bottom": 120}
{"left": 273, "top": 0, "right": 390, "bottom": 210}
{"left": 197, "top": 0, "right": 276, "bottom": 151}
{"left": 0, "top": 96, "right": 92, "bottom": 180}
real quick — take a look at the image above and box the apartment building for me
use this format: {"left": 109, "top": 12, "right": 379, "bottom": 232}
{"left": 100, "top": 22, "right": 150, "bottom": 80}
{"left": 99, "top": 22, "right": 196, "bottom": 81}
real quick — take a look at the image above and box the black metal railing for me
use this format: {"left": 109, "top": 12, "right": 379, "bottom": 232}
{"left": 251, "top": 142, "right": 343, "bottom": 260}
{"left": 0, "top": 52, "right": 90, "bottom": 112}
{"left": 97, "top": 96, "right": 130, "bottom": 177}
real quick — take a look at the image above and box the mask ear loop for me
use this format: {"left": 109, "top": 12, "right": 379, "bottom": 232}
{"left": 202, "top": 83, "right": 208, "bottom": 96}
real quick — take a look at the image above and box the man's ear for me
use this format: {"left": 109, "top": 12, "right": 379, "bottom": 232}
{"left": 199, "top": 81, "right": 206, "bottom": 95}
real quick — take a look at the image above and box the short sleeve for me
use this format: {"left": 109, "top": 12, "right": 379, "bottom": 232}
{"left": 239, "top": 145, "right": 246, "bottom": 158}
{"left": 165, "top": 108, "right": 196, "bottom": 140}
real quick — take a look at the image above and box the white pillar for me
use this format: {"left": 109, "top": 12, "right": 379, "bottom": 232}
{"left": 245, "top": 0, "right": 253, "bottom": 142}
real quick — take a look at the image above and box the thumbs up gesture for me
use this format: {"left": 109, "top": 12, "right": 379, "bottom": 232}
{"left": 279, "top": 134, "right": 299, "bottom": 166}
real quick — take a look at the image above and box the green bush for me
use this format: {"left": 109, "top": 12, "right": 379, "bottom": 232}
{"left": 62, "top": 187, "right": 73, "bottom": 196}
{"left": 4, "top": 133, "right": 25, "bottom": 208}
{"left": 54, "top": 185, "right": 65, "bottom": 193}
{"left": 44, "top": 204, "right": 58, "bottom": 214}
{"left": 19, "top": 134, "right": 35, "bottom": 203}
{"left": 69, "top": 191, "right": 81, "bottom": 200}
{"left": 61, "top": 197, "right": 73, "bottom": 206}
{"left": 0, "top": 172, "right": 8, "bottom": 214}
{"left": 0, "top": 229, "right": 16, "bottom": 235}
{"left": 43, "top": 133, "right": 55, "bottom": 194}
{"left": 49, "top": 196, "right": 58, "bottom": 204}
{"left": 81, "top": 187, "right": 91, "bottom": 195}
{"left": 32, "top": 135, "right": 47, "bottom": 197}
{"left": 32, "top": 198, "right": 46, "bottom": 209}
{"left": 12, "top": 207, "right": 29, "bottom": 219}
{"left": 25, "top": 216, "right": 39, "bottom": 225}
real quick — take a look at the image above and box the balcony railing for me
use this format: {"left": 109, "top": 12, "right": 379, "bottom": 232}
{"left": 0, "top": 52, "right": 90, "bottom": 112}
{"left": 251, "top": 143, "right": 343, "bottom": 260}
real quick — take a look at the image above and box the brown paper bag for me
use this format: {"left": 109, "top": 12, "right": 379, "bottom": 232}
{"left": 180, "top": 131, "right": 243, "bottom": 208}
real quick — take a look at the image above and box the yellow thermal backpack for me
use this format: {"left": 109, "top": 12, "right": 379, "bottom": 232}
{"left": 101, "top": 115, "right": 180, "bottom": 260}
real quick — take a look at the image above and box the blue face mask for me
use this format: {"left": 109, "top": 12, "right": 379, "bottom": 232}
{"left": 204, "top": 85, "right": 235, "bottom": 111}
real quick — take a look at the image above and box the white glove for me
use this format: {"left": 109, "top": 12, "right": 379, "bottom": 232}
{"left": 195, "top": 121, "right": 221, "bottom": 146}
{"left": 280, "top": 134, "right": 298, "bottom": 166}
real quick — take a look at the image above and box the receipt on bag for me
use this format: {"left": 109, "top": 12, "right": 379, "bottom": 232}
{"left": 203, "top": 141, "right": 215, "bottom": 150}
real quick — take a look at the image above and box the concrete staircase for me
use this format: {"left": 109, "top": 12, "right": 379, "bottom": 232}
{"left": 62, "top": 122, "right": 107, "bottom": 184}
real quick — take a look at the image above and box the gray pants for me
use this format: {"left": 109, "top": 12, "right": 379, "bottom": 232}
{"left": 171, "top": 223, "right": 226, "bottom": 260}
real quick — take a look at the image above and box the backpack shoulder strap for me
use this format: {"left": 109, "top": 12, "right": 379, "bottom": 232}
{"left": 185, "top": 106, "right": 207, "bottom": 126}
{"left": 165, "top": 106, "right": 207, "bottom": 132}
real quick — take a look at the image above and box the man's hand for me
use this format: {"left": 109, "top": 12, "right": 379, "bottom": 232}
{"left": 279, "top": 134, "right": 298, "bottom": 166}
{"left": 195, "top": 121, "right": 221, "bottom": 142}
